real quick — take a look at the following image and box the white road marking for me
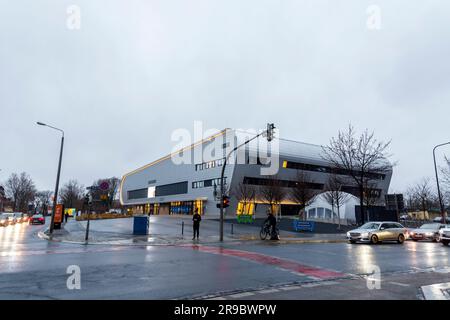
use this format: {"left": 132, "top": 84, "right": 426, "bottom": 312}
{"left": 228, "top": 292, "right": 255, "bottom": 298}
{"left": 389, "top": 282, "right": 410, "bottom": 287}
{"left": 321, "top": 281, "right": 339, "bottom": 286}
{"left": 301, "top": 282, "right": 321, "bottom": 288}
{"left": 255, "top": 288, "right": 280, "bottom": 294}
{"left": 280, "top": 285, "right": 302, "bottom": 291}
{"left": 421, "top": 282, "right": 450, "bottom": 300}
{"left": 207, "top": 297, "right": 227, "bottom": 300}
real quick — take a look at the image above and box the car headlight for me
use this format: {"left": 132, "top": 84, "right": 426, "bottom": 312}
{"left": 361, "top": 232, "right": 369, "bottom": 238}
{"left": 425, "top": 232, "right": 433, "bottom": 236}
{"left": 346, "top": 232, "right": 350, "bottom": 237}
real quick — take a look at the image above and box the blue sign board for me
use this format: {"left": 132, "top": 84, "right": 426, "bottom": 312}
{"left": 293, "top": 220, "right": 315, "bottom": 232}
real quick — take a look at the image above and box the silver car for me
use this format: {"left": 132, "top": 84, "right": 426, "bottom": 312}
{"left": 347, "top": 221, "right": 408, "bottom": 244}
{"left": 409, "top": 223, "right": 446, "bottom": 242}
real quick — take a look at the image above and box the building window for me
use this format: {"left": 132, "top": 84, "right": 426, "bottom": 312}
{"left": 282, "top": 160, "right": 386, "bottom": 180}
{"left": 192, "top": 177, "right": 227, "bottom": 189}
{"left": 194, "top": 158, "right": 226, "bottom": 171}
{"left": 128, "top": 188, "right": 148, "bottom": 200}
{"left": 155, "top": 181, "right": 188, "bottom": 197}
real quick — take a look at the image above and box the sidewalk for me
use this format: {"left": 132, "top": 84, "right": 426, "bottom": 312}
{"left": 39, "top": 216, "right": 347, "bottom": 246}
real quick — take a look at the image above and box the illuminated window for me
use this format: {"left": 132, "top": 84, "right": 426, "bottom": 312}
{"left": 148, "top": 186, "right": 156, "bottom": 198}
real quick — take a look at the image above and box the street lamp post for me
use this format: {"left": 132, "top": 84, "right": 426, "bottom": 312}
{"left": 37, "top": 122, "right": 64, "bottom": 235}
{"left": 219, "top": 124, "right": 275, "bottom": 241}
{"left": 433, "top": 142, "right": 450, "bottom": 222}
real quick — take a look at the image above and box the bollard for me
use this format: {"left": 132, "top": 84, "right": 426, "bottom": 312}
{"left": 231, "top": 223, "right": 234, "bottom": 235}
{"left": 182, "top": 221, "right": 184, "bottom": 235}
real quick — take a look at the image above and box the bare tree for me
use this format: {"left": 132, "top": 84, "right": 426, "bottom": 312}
{"left": 258, "top": 176, "right": 286, "bottom": 219}
{"left": 322, "top": 124, "right": 392, "bottom": 224}
{"left": 323, "top": 174, "right": 350, "bottom": 229}
{"left": 407, "top": 178, "right": 435, "bottom": 213}
{"left": 290, "top": 171, "right": 319, "bottom": 220}
{"left": 59, "top": 180, "right": 85, "bottom": 210}
{"left": 35, "top": 190, "right": 53, "bottom": 215}
{"left": 5, "top": 172, "right": 37, "bottom": 212}
{"left": 231, "top": 182, "right": 256, "bottom": 215}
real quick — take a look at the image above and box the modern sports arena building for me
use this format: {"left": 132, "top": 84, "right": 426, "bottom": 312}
{"left": 119, "top": 128, "right": 392, "bottom": 219}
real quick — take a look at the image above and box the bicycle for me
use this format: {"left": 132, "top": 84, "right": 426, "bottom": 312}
{"left": 260, "top": 222, "right": 279, "bottom": 240}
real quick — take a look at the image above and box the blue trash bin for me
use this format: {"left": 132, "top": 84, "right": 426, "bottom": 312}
{"left": 133, "top": 215, "right": 149, "bottom": 235}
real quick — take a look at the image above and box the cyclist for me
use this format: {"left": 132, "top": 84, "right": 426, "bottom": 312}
{"left": 264, "top": 211, "right": 278, "bottom": 240}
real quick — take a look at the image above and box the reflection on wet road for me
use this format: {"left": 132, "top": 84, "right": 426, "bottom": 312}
{"left": 1, "top": 221, "right": 450, "bottom": 299}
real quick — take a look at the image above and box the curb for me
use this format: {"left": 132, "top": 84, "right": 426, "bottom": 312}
{"left": 37, "top": 231, "right": 347, "bottom": 246}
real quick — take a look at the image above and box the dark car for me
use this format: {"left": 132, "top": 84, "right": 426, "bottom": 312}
{"left": 29, "top": 214, "right": 45, "bottom": 225}
{"left": 409, "top": 223, "right": 446, "bottom": 242}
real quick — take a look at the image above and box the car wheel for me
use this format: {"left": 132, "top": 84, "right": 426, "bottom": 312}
{"left": 442, "top": 240, "right": 449, "bottom": 246}
{"left": 349, "top": 240, "right": 356, "bottom": 244}
{"left": 412, "top": 239, "right": 418, "bottom": 242}
{"left": 370, "top": 234, "right": 379, "bottom": 244}
{"left": 397, "top": 234, "right": 405, "bottom": 244}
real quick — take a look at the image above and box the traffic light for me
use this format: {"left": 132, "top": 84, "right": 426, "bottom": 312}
{"left": 222, "top": 195, "right": 230, "bottom": 208}
{"left": 266, "top": 123, "right": 275, "bottom": 142}
{"left": 216, "top": 195, "right": 230, "bottom": 208}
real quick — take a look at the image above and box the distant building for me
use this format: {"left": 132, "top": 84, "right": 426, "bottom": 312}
{"left": 119, "top": 129, "right": 393, "bottom": 218}
{"left": 304, "top": 193, "right": 360, "bottom": 225}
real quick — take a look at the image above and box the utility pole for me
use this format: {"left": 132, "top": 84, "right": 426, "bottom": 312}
{"left": 219, "top": 124, "right": 275, "bottom": 241}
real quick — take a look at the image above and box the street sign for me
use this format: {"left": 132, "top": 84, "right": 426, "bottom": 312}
{"left": 99, "top": 181, "right": 110, "bottom": 191}
{"left": 293, "top": 220, "right": 315, "bottom": 232}
{"left": 54, "top": 204, "right": 64, "bottom": 230}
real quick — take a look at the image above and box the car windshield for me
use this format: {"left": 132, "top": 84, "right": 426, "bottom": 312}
{"left": 359, "top": 222, "right": 381, "bottom": 230}
{"left": 420, "top": 223, "right": 439, "bottom": 229}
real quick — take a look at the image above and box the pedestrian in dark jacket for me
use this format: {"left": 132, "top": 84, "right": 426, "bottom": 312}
{"left": 192, "top": 208, "right": 202, "bottom": 240}
{"left": 64, "top": 212, "right": 69, "bottom": 223}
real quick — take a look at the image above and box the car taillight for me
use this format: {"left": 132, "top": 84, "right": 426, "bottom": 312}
{"left": 39, "top": 218, "right": 44, "bottom": 221}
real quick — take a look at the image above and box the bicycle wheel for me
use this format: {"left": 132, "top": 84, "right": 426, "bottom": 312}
{"left": 260, "top": 227, "right": 268, "bottom": 240}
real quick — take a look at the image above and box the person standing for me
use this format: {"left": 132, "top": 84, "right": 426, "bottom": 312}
{"left": 64, "top": 211, "right": 69, "bottom": 223}
{"left": 192, "top": 208, "right": 201, "bottom": 240}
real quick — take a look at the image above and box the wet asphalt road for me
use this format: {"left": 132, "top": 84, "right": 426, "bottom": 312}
{"left": 0, "top": 221, "right": 449, "bottom": 299}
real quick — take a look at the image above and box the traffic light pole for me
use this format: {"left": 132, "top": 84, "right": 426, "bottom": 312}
{"left": 219, "top": 125, "right": 274, "bottom": 241}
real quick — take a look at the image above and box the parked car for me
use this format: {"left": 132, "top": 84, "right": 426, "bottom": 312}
{"left": 0, "top": 214, "right": 9, "bottom": 227}
{"left": 438, "top": 226, "right": 450, "bottom": 246}
{"left": 13, "top": 212, "right": 25, "bottom": 223}
{"left": 400, "top": 215, "right": 410, "bottom": 221}
{"left": 347, "top": 222, "right": 408, "bottom": 244}
{"left": 433, "top": 216, "right": 450, "bottom": 224}
{"left": 409, "top": 223, "right": 446, "bottom": 242}
{"left": 29, "top": 214, "right": 45, "bottom": 225}
{"left": 4, "top": 213, "right": 17, "bottom": 225}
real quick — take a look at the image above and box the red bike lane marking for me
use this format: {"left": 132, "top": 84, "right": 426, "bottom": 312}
{"left": 183, "top": 244, "right": 346, "bottom": 279}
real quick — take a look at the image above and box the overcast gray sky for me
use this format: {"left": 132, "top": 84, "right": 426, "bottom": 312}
{"left": 1, "top": 0, "right": 449, "bottom": 193}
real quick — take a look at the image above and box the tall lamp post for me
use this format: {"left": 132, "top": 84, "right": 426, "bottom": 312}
{"left": 37, "top": 122, "right": 64, "bottom": 235}
{"left": 219, "top": 124, "right": 275, "bottom": 241}
{"left": 433, "top": 142, "right": 450, "bottom": 222}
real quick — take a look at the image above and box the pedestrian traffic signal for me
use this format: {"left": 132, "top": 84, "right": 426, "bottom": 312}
{"left": 222, "top": 195, "right": 230, "bottom": 208}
